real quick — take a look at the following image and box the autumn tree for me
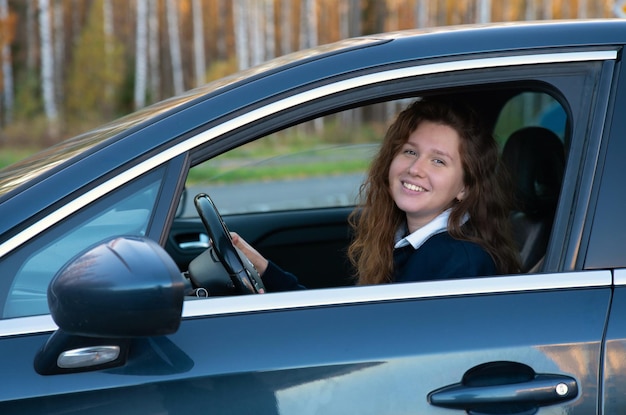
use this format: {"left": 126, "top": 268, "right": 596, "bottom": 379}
{"left": 0, "top": 0, "right": 16, "bottom": 126}
{"left": 65, "top": 0, "right": 125, "bottom": 125}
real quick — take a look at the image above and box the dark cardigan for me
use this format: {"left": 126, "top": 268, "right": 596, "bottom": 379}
{"left": 261, "top": 231, "right": 496, "bottom": 292}
{"left": 392, "top": 231, "right": 496, "bottom": 283}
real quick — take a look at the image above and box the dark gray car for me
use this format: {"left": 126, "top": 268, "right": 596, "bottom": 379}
{"left": 0, "top": 19, "right": 625, "bottom": 414}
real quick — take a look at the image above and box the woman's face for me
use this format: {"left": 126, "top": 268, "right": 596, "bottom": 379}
{"left": 388, "top": 120, "right": 466, "bottom": 233}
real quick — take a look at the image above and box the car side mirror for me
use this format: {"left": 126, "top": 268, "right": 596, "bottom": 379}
{"left": 48, "top": 236, "right": 185, "bottom": 338}
{"left": 35, "top": 236, "right": 186, "bottom": 375}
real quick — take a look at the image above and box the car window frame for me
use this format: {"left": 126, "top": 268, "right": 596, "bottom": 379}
{"left": 0, "top": 48, "right": 616, "bottom": 327}
{"left": 0, "top": 166, "right": 169, "bottom": 319}
{"left": 183, "top": 54, "right": 614, "bottom": 274}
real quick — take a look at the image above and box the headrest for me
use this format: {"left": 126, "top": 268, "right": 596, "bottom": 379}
{"left": 502, "top": 127, "right": 565, "bottom": 217}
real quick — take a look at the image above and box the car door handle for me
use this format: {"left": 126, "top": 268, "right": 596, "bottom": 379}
{"left": 178, "top": 233, "right": 210, "bottom": 250}
{"left": 427, "top": 361, "right": 577, "bottom": 414}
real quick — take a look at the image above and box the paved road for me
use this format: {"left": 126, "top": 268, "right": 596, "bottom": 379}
{"left": 181, "top": 173, "right": 365, "bottom": 216}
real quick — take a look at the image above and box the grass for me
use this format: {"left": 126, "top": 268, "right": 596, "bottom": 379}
{"left": 187, "top": 157, "right": 371, "bottom": 184}
{"left": 0, "top": 148, "right": 38, "bottom": 170}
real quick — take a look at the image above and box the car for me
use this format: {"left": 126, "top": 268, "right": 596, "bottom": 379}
{"left": 0, "top": 19, "right": 625, "bottom": 414}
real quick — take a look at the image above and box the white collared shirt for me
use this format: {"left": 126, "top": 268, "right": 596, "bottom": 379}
{"left": 394, "top": 209, "right": 468, "bottom": 250}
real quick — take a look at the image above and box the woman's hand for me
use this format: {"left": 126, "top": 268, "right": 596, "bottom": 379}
{"left": 231, "top": 232, "right": 269, "bottom": 275}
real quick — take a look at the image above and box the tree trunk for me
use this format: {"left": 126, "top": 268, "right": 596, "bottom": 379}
{"left": 525, "top": 0, "right": 536, "bottom": 20}
{"left": 349, "top": 0, "right": 361, "bottom": 37}
{"left": 477, "top": 0, "right": 491, "bottom": 23}
{"left": 0, "top": 0, "right": 14, "bottom": 125}
{"left": 148, "top": 0, "right": 160, "bottom": 102}
{"left": 578, "top": 0, "right": 588, "bottom": 18}
{"left": 542, "top": 1, "right": 553, "bottom": 19}
{"left": 299, "top": 0, "right": 317, "bottom": 50}
{"left": 250, "top": 0, "right": 264, "bottom": 66}
{"left": 216, "top": 0, "right": 227, "bottom": 59}
{"left": 192, "top": 0, "right": 206, "bottom": 87}
{"left": 263, "top": 0, "right": 275, "bottom": 61}
{"left": 280, "top": 0, "right": 292, "bottom": 54}
{"left": 134, "top": 0, "right": 148, "bottom": 109}
{"left": 166, "top": 0, "right": 184, "bottom": 95}
{"left": 26, "top": 0, "right": 37, "bottom": 73}
{"left": 38, "top": 0, "right": 58, "bottom": 125}
{"left": 53, "top": 0, "right": 63, "bottom": 104}
{"left": 233, "top": 0, "right": 249, "bottom": 70}
{"left": 415, "top": 0, "right": 430, "bottom": 28}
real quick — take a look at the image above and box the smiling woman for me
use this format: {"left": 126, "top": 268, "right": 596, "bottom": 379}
{"left": 229, "top": 98, "right": 521, "bottom": 291}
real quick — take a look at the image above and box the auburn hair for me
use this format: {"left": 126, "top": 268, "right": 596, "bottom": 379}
{"left": 348, "top": 98, "right": 520, "bottom": 285}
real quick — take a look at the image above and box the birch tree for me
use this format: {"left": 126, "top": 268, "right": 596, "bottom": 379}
{"left": 263, "top": 0, "right": 275, "bottom": 61}
{"left": 53, "top": 0, "right": 64, "bottom": 104}
{"left": 134, "top": 0, "right": 148, "bottom": 109}
{"left": 299, "top": 0, "right": 317, "bottom": 50}
{"left": 166, "top": 0, "right": 184, "bottom": 95}
{"left": 415, "top": 0, "right": 430, "bottom": 28}
{"left": 38, "top": 0, "right": 58, "bottom": 125}
{"left": 233, "top": 0, "right": 249, "bottom": 70}
{"left": 477, "top": 0, "right": 491, "bottom": 23}
{"left": 0, "top": 0, "right": 14, "bottom": 124}
{"left": 216, "top": 0, "right": 227, "bottom": 59}
{"left": 148, "top": 0, "right": 160, "bottom": 102}
{"left": 349, "top": 0, "right": 361, "bottom": 37}
{"left": 192, "top": 0, "right": 206, "bottom": 87}
{"left": 578, "top": 0, "right": 588, "bottom": 17}
{"left": 250, "top": 0, "right": 264, "bottom": 67}
{"left": 280, "top": 0, "right": 292, "bottom": 55}
{"left": 26, "top": 0, "right": 36, "bottom": 74}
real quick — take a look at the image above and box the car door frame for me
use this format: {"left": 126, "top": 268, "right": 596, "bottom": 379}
{"left": 0, "top": 46, "right": 620, "bottom": 413}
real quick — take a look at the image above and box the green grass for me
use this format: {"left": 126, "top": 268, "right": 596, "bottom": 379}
{"left": 187, "top": 157, "right": 370, "bottom": 184}
{"left": 0, "top": 149, "right": 38, "bottom": 170}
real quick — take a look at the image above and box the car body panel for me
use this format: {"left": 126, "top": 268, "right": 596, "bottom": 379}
{"left": 0, "top": 271, "right": 611, "bottom": 414}
{"left": 0, "top": 20, "right": 624, "bottom": 414}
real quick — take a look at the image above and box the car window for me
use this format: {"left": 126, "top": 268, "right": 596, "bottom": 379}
{"left": 181, "top": 101, "right": 417, "bottom": 216}
{"left": 1, "top": 168, "right": 165, "bottom": 319}
{"left": 494, "top": 91, "right": 568, "bottom": 272}
{"left": 494, "top": 92, "right": 567, "bottom": 143}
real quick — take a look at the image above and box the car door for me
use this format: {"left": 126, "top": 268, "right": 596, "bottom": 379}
{"left": 0, "top": 272, "right": 609, "bottom": 414}
{"left": 0, "top": 46, "right": 618, "bottom": 414}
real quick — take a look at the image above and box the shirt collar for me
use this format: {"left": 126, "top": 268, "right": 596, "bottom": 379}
{"left": 394, "top": 209, "right": 467, "bottom": 250}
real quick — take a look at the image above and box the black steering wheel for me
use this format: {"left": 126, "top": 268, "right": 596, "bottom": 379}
{"left": 193, "top": 193, "right": 265, "bottom": 294}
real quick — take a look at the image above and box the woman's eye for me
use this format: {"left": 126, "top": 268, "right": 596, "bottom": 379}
{"left": 403, "top": 149, "right": 417, "bottom": 156}
{"left": 433, "top": 159, "right": 445, "bottom": 165}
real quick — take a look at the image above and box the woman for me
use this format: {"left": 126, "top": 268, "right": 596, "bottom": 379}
{"left": 233, "top": 98, "right": 520, "bottom": 290}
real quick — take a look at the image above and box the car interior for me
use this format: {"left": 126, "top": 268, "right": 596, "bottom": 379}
{"left": 166, "top": 85, "right": 569, "bottom": 292}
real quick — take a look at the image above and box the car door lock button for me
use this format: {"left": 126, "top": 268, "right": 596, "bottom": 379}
{"left": 555, "top": 382, "right": 569, "bottom": 396}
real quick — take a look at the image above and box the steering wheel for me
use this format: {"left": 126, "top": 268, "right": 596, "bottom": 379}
{"left": 193, "top": 193, "right": 265, "bottom": 294}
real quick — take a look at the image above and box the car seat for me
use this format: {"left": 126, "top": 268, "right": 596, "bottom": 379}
{"left": 501, "top": 126, "right": 565, "bottom": 272}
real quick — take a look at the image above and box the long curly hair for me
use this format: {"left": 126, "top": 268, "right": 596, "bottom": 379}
{"left": 348, "top": 98, "right": 520, "bottom": 285}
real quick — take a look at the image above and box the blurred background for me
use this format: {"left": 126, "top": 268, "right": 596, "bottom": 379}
{"left": 0, "top": 0, "right": 622, "bottom": 157}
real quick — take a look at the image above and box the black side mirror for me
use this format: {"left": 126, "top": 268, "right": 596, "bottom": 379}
{"left": 48, "top": 235, "right": 185, "bottom": 338}
{"left": 36, "top": 236, "right": 186, "bottom": 375}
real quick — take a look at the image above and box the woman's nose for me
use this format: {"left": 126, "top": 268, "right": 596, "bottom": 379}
{"left": 408, "top": 157, "right": 424, "bottom": 176}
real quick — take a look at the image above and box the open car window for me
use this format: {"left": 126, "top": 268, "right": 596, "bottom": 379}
{"left": 181, "top": 101, "right": 420, "bottom": 216}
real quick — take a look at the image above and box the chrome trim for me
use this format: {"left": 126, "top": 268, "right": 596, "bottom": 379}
{"left": 613, "top": 269, "right": 626, "bottom": 286}
{"left": 0, "top": 314, "right": 57, "bottom": 337}
{"left": 0, "top": 50, "right": 617, "bottom": 259}
{"left": 0, "top": 271, "right": 610, "bottom": 337}
{"left": 182, "top": 270, "right": 611, "bottom": 318}
{"left": 58, "top": 346, "right": 120, "bottom": 369}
